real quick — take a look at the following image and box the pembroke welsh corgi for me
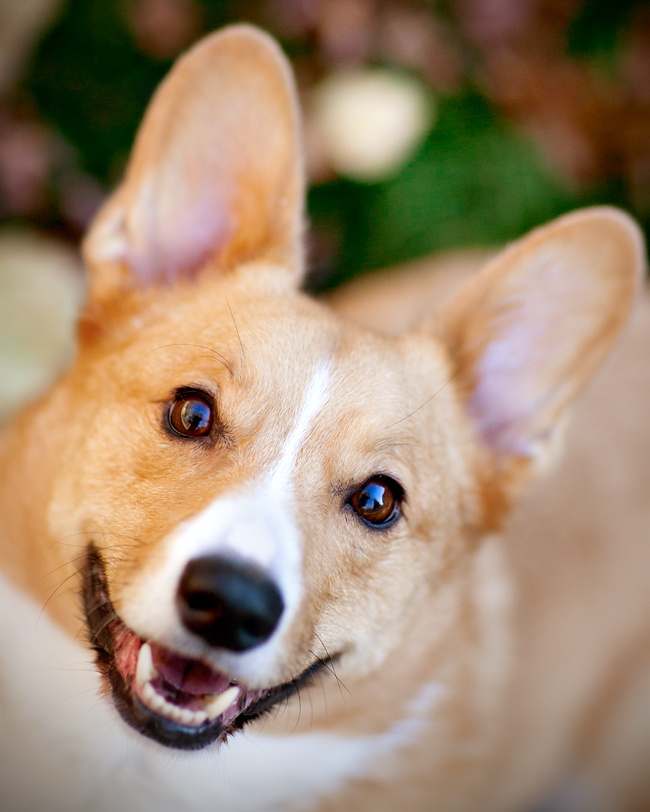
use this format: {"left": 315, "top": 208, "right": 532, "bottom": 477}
{"left": 0, "top": 24, "right": 648, "bottom": 812}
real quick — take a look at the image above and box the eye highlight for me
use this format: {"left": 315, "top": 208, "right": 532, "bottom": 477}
{"left": 168, "top": 391, "right": 214, "bottom": 438}
{"left": 349, "top": 476, "right": 403, "bottom": 527}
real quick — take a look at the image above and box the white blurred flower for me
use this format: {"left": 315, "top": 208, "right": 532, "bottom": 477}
{"left": 311, "top": 68, "right": 434, "bottom": 182}
{"left": 0, "top": 230, "right": 85, "bottom": 421}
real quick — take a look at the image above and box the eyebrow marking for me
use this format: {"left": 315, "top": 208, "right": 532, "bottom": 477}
{"left": 269, "top": 359, "right": 333, "bottom": 489}
{"left": 139, "top": 343, "right": 235, "bottom": 377}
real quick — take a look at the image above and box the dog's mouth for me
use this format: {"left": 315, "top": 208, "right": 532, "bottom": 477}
{"left": 83, "top": 544, "right": 327, "bottom": 750}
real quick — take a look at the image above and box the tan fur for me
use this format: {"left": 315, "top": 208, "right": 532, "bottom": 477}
{"left": 327, "top": 253, "right": 650, "bottom": 812}
{"left": 0, "top": 24, "right": 647, "bottom": 812}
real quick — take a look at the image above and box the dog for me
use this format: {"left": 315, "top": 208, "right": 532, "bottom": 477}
{"left": 0, "top": 24, "right": 648, "bottom": 812}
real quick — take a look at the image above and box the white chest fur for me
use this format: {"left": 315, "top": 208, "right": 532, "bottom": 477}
{"left": 0, "top": 573, "right": 439, "bottom": 812}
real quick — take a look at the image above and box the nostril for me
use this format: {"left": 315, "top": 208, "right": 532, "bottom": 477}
{"left": 177, "top": 556, "right": 284, "bottom": 652}
{"left": 187, "top": 590, "right": 214, "bottom": 609}
{"left": 184, "top": 589, "right": 225, "bottom": 624}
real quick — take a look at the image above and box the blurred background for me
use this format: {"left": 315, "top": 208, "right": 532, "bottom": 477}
{"left": 0, "top": 0, "right": 649, "bottom": 414}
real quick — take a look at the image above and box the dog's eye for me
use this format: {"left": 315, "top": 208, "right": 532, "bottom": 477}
{"left": 350, "top": 477, "right": 402, "bottom": 526}
{"left": 168, "top": 392, "right": 214, "bottom": 437}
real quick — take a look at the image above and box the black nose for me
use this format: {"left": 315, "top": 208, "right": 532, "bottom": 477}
{"left": 176, "top": 556, "right": 284, "bottom": 652}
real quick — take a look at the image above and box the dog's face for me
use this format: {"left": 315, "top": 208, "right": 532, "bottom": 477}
{"left": 36, "top": 26, "right": 642, "bottom": 751}
{"left": 49, "top": 260, "right": 474, "bottom": 748}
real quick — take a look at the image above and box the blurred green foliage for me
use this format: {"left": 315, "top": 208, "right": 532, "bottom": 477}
{"left": 309, "top": 93, "right": 581, "bottom": 288}
{"left": 27, "top": 0, "right": 171, "bottom": 183}
{"left": 25, "top": 0, "right": 263, "bottom": 183}
{"left": 567, "top": 0, "right": 638, "bottom": 56}
{"left": 20, "top": 0, "right": 647, "bottom": 290}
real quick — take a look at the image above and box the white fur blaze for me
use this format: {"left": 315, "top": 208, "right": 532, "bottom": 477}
{"left": 269, "top": 358, "right": 333, "bottom": 489}
{"left": 119, "top": 359, "right": 333, "bottom": 684}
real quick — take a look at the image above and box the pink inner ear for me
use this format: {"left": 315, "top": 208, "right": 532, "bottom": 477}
{"left": 442, "top": 207, "right": 643, "bottom": 464}
{"left": 470, "top": 330, "right": 561, "bottom": 458}
{"left": 466, "top": 251, "right": 597, "bottom": 458}
{"left": 83, "top": 27, "right": 304, "bottom": 292}
{"left": 124, "top": 166, "right": 231, "bottom": 285}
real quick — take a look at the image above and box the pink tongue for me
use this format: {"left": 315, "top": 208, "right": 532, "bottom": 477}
{"left": 151, "top": 644, "right": 232, "bottom": 695}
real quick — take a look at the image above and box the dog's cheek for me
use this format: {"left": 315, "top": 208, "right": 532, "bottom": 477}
{"left": 49, "top": 395, "right": 209, "bottom": 552}
{"left": 298, "top": 508, "right": 425, "bottom": 678}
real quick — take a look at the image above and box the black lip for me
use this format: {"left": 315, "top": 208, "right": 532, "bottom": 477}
{"left": 83, "top": 543, "right": 328, "bottom": 750}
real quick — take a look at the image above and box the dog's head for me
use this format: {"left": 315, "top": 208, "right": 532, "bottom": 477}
{"left": 40, "top": 26, "right": 643, "bottom": 750}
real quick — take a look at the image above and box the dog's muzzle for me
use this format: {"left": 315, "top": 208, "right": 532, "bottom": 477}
{"left": 83, "top": 544, "right": 328, "bottom": 750}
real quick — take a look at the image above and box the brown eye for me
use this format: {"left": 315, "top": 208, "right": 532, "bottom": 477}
{"left": 349, "top": 477, "right": 402, "bottom": 526}
{"left": 168, "top": 392, "right": 213, "bottom": 437}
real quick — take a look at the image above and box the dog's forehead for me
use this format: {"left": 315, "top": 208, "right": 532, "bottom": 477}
{"left": 92, "top": 275, "right": 446, "bottom": 490}
{"left": 113, "top": 278, "right": 425, "bottom": 412}
{"left": 219, "top": 293, "right": 445, "bottom": 494}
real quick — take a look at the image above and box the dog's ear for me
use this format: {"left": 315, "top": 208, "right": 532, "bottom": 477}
{"left": 433, "top": 207, "right": 644, "bottom": 483}
{"left": 82, "top": 25, "right": 303, "bottom": 301}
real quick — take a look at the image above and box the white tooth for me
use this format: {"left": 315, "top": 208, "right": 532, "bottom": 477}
{"left": 157, "top": 702, "right": 170, "bottom": 719}
{"left": 135, "top": 643, "right": 157, "bottom": 687}
{"left": 179, "top": 709, "right": 195, "bottom": 726}
{"left": 137, "top": 660, "right": 218, "bottom": 728}
{"left": 151, "top": 693, "right": 165, "bottom": 712}
{"left": 144, "top": 684, "right": 165, "bottom": 712}
{"left": 140, "top": 677, "right": 203, "bottom": 726}
{"left": 205, "top": 686, "right": 240, "bottom": 721}
{"left": 166, "top": 703, "right": 182, "bottom": 723}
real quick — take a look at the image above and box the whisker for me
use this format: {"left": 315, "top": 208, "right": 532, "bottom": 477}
{"left": 307, "top": 682, "right": 315, "bottom": 729}
{"left": 291, "top": 684, "right": 303, "bottom": 734}
{"left": 48, "top": 529, "right": 136, "bottom": 553}
{"left": 36, "top": 563, "right": 90, "bottom": 628}
{"left": 313, "top": 634, "right": 351, "bottom": 699}
{"left": 84, "top": 597, "right": 112, "bottom": 617}
{"left": 388, "top": 367, "right": 462, "bottom": 428}
{"left": 73, "top": 624, "right": 90, "bottom": 645}
{"left": 226, "top": 299, "right": 246, "bottom": 364}
{"left": 39, "top": 553, "right": 89, "bottom": 582}
{"left": 89, "top": 611, "right": 119, "bottom": 643}
{"left": 139, "top": 343, "right": 233, "bottom": 375}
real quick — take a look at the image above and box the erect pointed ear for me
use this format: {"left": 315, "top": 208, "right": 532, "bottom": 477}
{"left": 434, "top": 207, "right": 645, "bottom": 481}
{"left": 82, "top": 25, "right": 304, "bottom": 302}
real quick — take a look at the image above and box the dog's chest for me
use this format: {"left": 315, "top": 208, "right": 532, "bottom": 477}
{"left": 0, "top": 573, "right": 428, "bottom": 812}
